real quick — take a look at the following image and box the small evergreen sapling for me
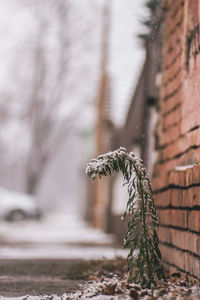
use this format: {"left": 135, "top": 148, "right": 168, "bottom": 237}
{"left": 86, "top": 147, "right": 166, "bottom": 288}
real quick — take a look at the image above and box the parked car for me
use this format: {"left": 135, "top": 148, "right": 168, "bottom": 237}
{"left": 0, "top": 187, "right": 41, "bottom": 221}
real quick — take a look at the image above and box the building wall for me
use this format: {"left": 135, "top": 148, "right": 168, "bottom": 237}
{"left": 153, "top": 0, "right": 200, "bottom": 279}
{"left": 109, "top": 3, "right": 163, "bottom": 242}
{"left": 90, "top": 1, "right": 112, "bottom": 230}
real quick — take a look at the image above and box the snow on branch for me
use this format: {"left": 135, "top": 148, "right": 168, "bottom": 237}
{"left": 86, "top": 147, "right": 166, "bottom": 288}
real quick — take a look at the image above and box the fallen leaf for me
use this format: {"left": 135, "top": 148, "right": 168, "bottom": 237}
{"left": 88, "top": 275, "right": 99, "bottom": 282}
{"left": 130, "top": 288, "right": 139, "bottom": 299}
{"left": 103, "top": 283, "right": 116, "bottom": 295}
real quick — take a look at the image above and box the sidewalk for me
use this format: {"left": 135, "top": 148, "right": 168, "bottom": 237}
{"left": 0, "top": 213, "right": 128, "bottom": 260}
{"left": 0, "top": 213, "right": 128, "bottom": 298}
{"left": 0, "top": 214, "right": 199, "bottom": 299}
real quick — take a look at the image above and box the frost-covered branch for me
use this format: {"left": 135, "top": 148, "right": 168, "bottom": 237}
{"left": 86, "top": 147, "right": 166, "bottom": 288}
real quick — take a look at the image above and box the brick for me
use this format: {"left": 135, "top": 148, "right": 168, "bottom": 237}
{"left": 154, "top": 156, "right": 200, "bottom": 191}
{"left": 177, "top": 147, "right": 200, "bottom": 166}
{"left": 171, "top": 189, "right": 184, "bottom": 207}
{"left": 153, "top": 153, "right": 200, "bottom": 192}
{"left": 189, "top": 187, "right": 200, "bottom": 207}
{"left": 168, "top": 169, "right": 185, "bottom": 186}
{"left": 165, "top": 264, "right": 180, "bottom": 277}
{"left": 187, "top": 254, "right": 200, "bottom": 278}
{"left": 180, "top": 187, "right": 200, "bottom": 207}
{"left": 164, "top": 71, "right": 182, "bottom": 97}
{"left": 154, "top": 0, "right": 200, "bottom": 279}
{"left": 171, "top": 209, "right": 187, "bottom": 228}
{"left": 154, "top": 190, "right": 171, "bottom": 207}
{"left": 160, "top": 244, "right": 186, "bottom": 270}
{"left": 162, "top": 104, "right": 181, "bottom": 130}
{"left": 169, "top": 229, "right": 200, "bottom": 256}
{"left": 170, "top": 1, "right": 184, "bottom": 21}
{"left": 160, "top": 123, "right": 180, "bottom": 146}
{"left": 180, "top": 107, "right": 200, "bottom": 134}
{"left": 158, "top": 209, "right": 171, "bottom": 226}
{"left": 158, "top": 209, "right": 187, "bottom": 229}
{"left": 152, "top": 170, "right": 169, "bottom": 192}
{"left": 188, "top": 211, "right": 200, "bottom": 232}
{"left": 158, "top": 226, "right": 171, "bottom": 244}
{"left": 160, "top": 244, "right": 200, "bottom": 278}
{"left": 162, "top": 86, "right": 182, "bottom": 115}
{"left": 152, "top": 161, "right": 176, "bottom": 191}
{"left": 162, "top": 127, "right": 200, "bottom": 162}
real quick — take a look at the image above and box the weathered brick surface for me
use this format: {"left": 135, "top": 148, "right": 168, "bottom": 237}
{"left": 162, "top": 104, "right": 181, "bottom": 130}
{"left": 158, "top": 209, "right": 188, "bottom": 229}
{"left": 158, "top": 227, "right": 200, "bottom": 256}
{"left": 159, "top": 244, "right": 200, "bottom": 279}
{"left": 159, "top": 244, "right": 186, "bottom": 271}
{"left": 154, "top": 190, "right": 171, "bottom": 207}
{"left": 153, "top": 146, "right": 200, "bottom": 191}
{"left": 155, "top": 186, "right": 200, "bottom": 208}
{"left": 152, "top": 0, "right": 200, "bottom": 279}
{"left": 188, "top": 211, "right": 200, "bottom": 233}
{"left": 162, "top": 127, "right": 200, "bottom": 161}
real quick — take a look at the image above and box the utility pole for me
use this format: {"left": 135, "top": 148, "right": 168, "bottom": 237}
{"left": 93, "top": 0, "right": 113, "bottom": 229}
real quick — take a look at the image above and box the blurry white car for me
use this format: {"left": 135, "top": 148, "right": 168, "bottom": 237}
{"left": 0, "top": 187, "right": 41, "bottom": 221}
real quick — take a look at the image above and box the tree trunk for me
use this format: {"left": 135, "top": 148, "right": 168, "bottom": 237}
{"left": 26, "top": 172, "right": 40, "bottom": 195}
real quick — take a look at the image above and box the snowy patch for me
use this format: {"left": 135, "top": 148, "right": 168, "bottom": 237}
{"left": 0, "top": 213, "right": 128, "bottom": 260}
{"left": 0, "top": 245, "right": 128, "bottom": 260}
{"left": 175, "top": 164, "right": 196, "bottom": 171}
{"left": 0, "top": 275, "right": 199, "bottom": 299}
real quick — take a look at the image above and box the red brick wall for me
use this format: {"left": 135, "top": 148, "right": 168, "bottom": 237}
{"left": 153, "top": 0, "right": 200, "bottom": 280}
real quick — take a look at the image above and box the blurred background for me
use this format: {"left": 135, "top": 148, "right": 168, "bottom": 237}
{"left": 0, "top": 0, "right": 160, "bottom": 258}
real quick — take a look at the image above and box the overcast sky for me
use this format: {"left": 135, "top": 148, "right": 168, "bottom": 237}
{"left": 0, "top": 0, "right": 147, "bottom": 129}
{"left": 0, "top": 0, "right": 148, "bottom": 205}
{"left": 109, "top": 0, "right": 147, "bottom": 126}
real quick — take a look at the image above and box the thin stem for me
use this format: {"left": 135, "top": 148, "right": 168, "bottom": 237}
{"left": 139, "top": 178, "right": 152, "bottom": 287}
{"left": 131, "top": 158, "right": 152, "bottom": 287}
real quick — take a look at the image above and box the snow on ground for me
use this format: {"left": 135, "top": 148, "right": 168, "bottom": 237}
{"left": 0, "top": 245, "right": 128, "bottom": 260}
{"left": 0, "top": 214, "right": 199, "bottom": 299}
{"left": 0, "top": 213, "right": 128, "bottom": 260}
{"left": 0, "top": 276, "right": 199, "bottom": 300}
{"left": 175, "top": 165, "right": 196, "bottom": 171}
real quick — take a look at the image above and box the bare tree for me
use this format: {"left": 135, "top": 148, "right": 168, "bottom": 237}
{"left": 24, "top": 1, "right": 71, "bottom": 194}
{"left": 0, "top": 0, "right": 101, "bottom": 194}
